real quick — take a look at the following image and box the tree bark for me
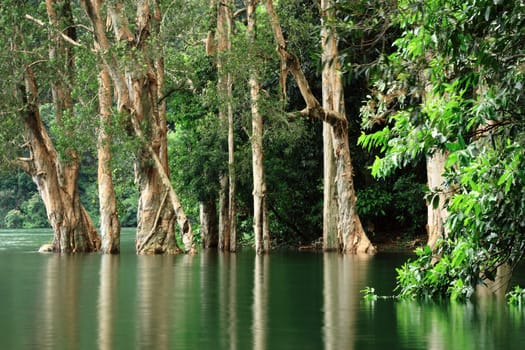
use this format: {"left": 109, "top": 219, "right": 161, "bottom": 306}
{"left": 247, "top": 0, "right": 271, "bottom": 254}
{"left": 200, "top": 197, "right": 219, "bottom": 248}
{"left": 228, "top": 92, "right": 237, "bottom": 252}
{"left": 97, "top": 67, "right": 121, "bottom": 254}
{"left": 216, "top": 0, "right": 236, "bottom": 252}
{"left": 265, "top": 0, "right": 375, "bottom": 254}
{"left": 218, "top": 176, "right": 231, "bottom": 250}
{"left": 426, "top": 150, "right": 449, "bottom": 249}
{"left": 322, "top": 123, "right": 338, "bottom": 251}
{"left": 321, "top": 0, "right": 340, "bottom": 251}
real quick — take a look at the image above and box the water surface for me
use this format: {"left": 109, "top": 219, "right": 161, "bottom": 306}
{"left": 0, "top": 229, "right": 524, "bottom": 349}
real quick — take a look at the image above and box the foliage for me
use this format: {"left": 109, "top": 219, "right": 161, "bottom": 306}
{"left": 4, "top": 210, "right": 24, "bottom": 229}
{"left": 113, "top": 164, "right": 139, "bottom": 228}
{"left": 166, "top": 46, "right": 225, "bottom": 204}
{"left": 3, "top": 194, "right": 48, "bottom": 229}
{"left": 361, "top": 286, "right": 379, "bottom": 302}
{"left": 395, "top": 241, "right": 480, "bottom": 301}
{"left": 238, "top": 217, "right": 255, "bottom": 247}
{"left": 356, "top": 173, "right": 426, "bottom": 236}
{"left": 356, "top": 185, "right": 392, "bottom": 218}
{"left": 361, "top": 0, "right": 525, "bottom": 299}
{"left": 19, "top": 193, "right": 48, "bottom": 228}
{"left": 335, "top": 0, "right": 400, "bottom": 80}
{"left": 0, "top": 1, "right": 45, "bottom": 166}
{"left": 507, "top": 286, "right": 525, "bottom": 307}
{"left": 264, "top": 118, "right": 324, "bottom": 244}
{"left": 0, "top": 171, "right": 49, "bottom": 229}
{"left": 361, "top": 286, "right": 397, "bottom": 302}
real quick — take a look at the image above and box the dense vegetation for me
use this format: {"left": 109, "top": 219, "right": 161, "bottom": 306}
{"left": 361, "top": 0, "right": 525, "bottom": 299}
{"left": 0, "top": 0, "right": 523, "bottom": 299}
{"left": 0, "top": 0, "right": 425, "bottom": 242}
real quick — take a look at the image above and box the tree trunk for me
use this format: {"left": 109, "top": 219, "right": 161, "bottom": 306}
{"left": 322, "top": 123, "right": 338, "bottom": 251}
{"left": 477, "top": 263, "right": 512, "bottom": 298}
{"left": 216, "top": 0, "right": 236, "bottom": 252}
{"left": 334, "top": 132, "right": 374, "bottom": 253}
{"left": 321, "top": 0, "right": 340, "bottom": 251}
{"left": 218, "top": 176, "right": 231, "bottom": 250}
{"left": 200, "top": 197, "right": 219, "bottom": 249}
{"left": 426, "top": 150, "right": 449, "bottom": 249}
{"left": 228, "top": 95, "right": 237, "bottom": 252}
{"left": 18, "top": 0, "right": 100, "bottom": 253}
{"left": 133, "top": 3, "right": 179, "bottom": 254}
{"left": 20, "top": 71, "right": 100, "bottom": 253}
{"left": 97, "top": 67, "right": 121, "bottom": 254}
{"left": 248, "top": 0, "right": 271, "bottom": 254}
{"left": 131, "top": 80, "right": 179, "bottom": 254}
{"left": 265, "top": 0, "right": 375, "bottom": 254}
{"left": 81, "top": 0, "right": 193, "bottom": 254}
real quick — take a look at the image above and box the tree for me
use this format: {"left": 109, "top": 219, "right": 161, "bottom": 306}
{"left": 246, "top": 0, "right": 271, "bottom": 254}
{"left": 81, "top": 0, "right": 195, "bottom": 254}
{"left": 212, "top": 0, "right": 237, "bottom": 252}
{"left": 97, "top": 66, "right": 121, "bottom": 254}
{"left": 0, "top": 0, "right": 101, "bottom": 253}
{"left": 264, "top": 0, "right": 375, "bottom": 254}
{"left": 360, "top": 0, "right": 525, "bottom": 299}
{"left": 321, "top": 0, "right": 342, "bottom": 251}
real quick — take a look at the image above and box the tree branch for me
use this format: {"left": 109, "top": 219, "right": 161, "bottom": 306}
{"left": 264, "top": 0, "right": 347, "bottom": 127}
{"left": 469, "top": 120, "right": 513, "bottom": 139}
{"left": 25, "top": 14, "right": 83, "bottom": 47}
{"left": 14, "top": 157, "right": 34, "bottom": 174}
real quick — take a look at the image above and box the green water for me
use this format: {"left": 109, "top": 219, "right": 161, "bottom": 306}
{"left": 0, "top": 229, "right": 524, "bottom": 349}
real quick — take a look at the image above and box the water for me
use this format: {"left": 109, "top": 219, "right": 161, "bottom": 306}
{"left": 0, "top": 229, "right": 524, "bottom": 350}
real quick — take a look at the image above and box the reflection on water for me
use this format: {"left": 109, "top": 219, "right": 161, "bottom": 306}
{"left": 37, "top": 255, "right": 81, "bottom": 350}
{"left": 396, "top": 296, "right": 525, "bottom": 350}
{"left": 323, "top": 253, "right": 371, "bottom": 350}
{"left": 1, "top": 230, "right": 525, "bottom": 350}
{"left": 219, "top": 253, "right": 238, "bottom": 350}
{"left": 253, "top": 254, "right": 269, "bottom": 350}
{"left": 98, "top": 255, "right": 119, "bottom": 350}
{"left": 136, "top": 255, "right": 176, "bottom": 349}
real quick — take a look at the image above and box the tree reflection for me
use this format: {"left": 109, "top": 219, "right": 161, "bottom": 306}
{"left": 323, "top": 253, "right": 371, "bottom": 350}
{"left": 36, "top": 255, "right": 81, "bottom": 349}
{"left": 252, "top": 254, "right": 269, "bottom": 350}
{"left": 97, "top": 254, "right": 119, "bottom": 350}
{"left": 218, "top": 253, "right": 238, "bottom": 350}
{"left": 136, "top": 255, "right": 175, "bottom": 349}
